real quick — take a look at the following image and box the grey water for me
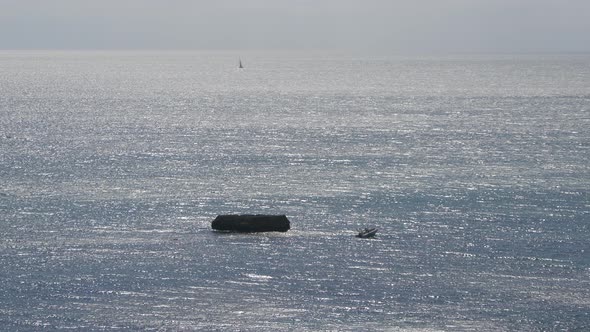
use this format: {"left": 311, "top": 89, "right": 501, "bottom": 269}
{"left": 0, "top": 51, "right": 589, "bottom": 331}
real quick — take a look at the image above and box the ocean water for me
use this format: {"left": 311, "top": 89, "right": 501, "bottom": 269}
{"left": 0, "top": 51, "right": 589, "bottom": 331}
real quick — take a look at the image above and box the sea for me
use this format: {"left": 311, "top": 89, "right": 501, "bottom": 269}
{"left": 0, "top": 51, "right": 589, "bottom": 331}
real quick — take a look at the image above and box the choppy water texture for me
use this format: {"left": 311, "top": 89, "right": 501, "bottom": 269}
{"left": 1, "top": 51, "right": 589, "bottom": 331}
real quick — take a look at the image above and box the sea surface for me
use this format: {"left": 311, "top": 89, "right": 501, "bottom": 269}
{"left": 0, "top": 51, "right": 589, "bottom": 331}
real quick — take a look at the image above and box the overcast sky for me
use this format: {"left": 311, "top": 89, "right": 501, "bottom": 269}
{"left": 1, "top": 0, "right": 589, "bottom": 53}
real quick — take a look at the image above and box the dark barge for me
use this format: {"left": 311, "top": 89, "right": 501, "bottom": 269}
{"left": 211, "top": 214, "right": 291, "bottom": 233}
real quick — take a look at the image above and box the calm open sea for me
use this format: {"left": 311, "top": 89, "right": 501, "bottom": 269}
{"left": 1, "top": 51, "right": 589, "bottom": 331}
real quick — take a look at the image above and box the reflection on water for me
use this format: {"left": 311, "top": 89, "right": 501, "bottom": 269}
{"left": 0, "top": 51, "right": 589, "bottom": 331}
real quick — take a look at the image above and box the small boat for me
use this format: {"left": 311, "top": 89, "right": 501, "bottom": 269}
{"left": 238, "top": 58, "right": 243, "bottom": 69}
{"left": 356, "top": 227, "right": 378, "bottom": 238}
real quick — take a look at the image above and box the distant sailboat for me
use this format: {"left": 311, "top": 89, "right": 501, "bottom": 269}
{"left": 238, "top": 58, "right": 243, "bottom": 69}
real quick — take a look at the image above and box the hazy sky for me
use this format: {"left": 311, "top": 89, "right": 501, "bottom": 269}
{"left": 1, "top": 0, "right": 589, "bottom": 53}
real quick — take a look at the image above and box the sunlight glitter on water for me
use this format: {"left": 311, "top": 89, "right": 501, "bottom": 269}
{"left": 1, "top": 51, "right": 589, "bottom": 331}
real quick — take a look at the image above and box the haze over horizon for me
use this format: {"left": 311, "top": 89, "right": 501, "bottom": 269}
{"left": 1, "top": 0, "right": 590, "bottom": 54}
